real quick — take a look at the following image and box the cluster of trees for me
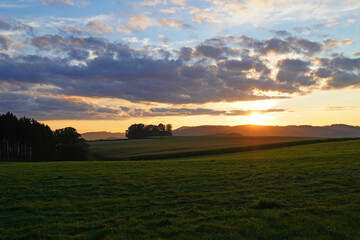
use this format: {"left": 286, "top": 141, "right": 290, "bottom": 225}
{"left": 126, "top": 123, "right": 172, "bottom": 139}
{"left": 0, "top": 112, "right": 88, "bottom": 161}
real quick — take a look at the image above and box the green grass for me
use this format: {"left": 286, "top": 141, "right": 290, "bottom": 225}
{"left": 1, "top": 140, "right": 360, "bottom": 239}
{"left": 88, "top": 136, "right": 318, "bottom": 160}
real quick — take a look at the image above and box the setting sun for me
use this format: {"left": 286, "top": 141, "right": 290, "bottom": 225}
{"left": 248, "top": 113, "right": 268, "bottom": 124}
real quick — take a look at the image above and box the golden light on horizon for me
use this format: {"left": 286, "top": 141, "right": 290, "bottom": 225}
{"left": 248, "top": 112, "right": 268, "bottom": 125}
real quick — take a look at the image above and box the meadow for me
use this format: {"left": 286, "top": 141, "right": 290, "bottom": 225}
{"left": 88, "top": 136, "right": 319, "bottom": 160}
{"left": 1, "top": 139, "right": 360, "bottom": 239}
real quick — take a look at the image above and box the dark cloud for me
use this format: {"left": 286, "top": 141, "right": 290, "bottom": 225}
{"left": 0, "top": 92, "right": 119, "bottom": 120}
{"left": 276, "top": 59, "right": 315, "bottom": 87}
{"left": 326, "top": 70, "right": 360, "bottom": 89}
{"left": 0, "top": 18, "right": 35, "bottom": 35}
{"left": 179, "top": 47, "right": 193, "bottom": 61}
{"left": 270, "top": 30, "right": 291, "bottom": 38}
{"left": 235, "top": 35, "right": 323, "bottom": 56}
{"left": 0, "top": 91, "right": 285, "bottom": 120}
{"left": 277, "top": 59, "right": 310, "bottom": 72}
{"left": 221, "top": 59, "right": 253, "bottom": 71}
{"left": 315, "top": 68, "right": 332, "bottom": 78}
{"left": 313, "top": 56, "right": 360, "bottom": 89}
{"left": 0, "top": 19, "right": 11, "bottom": 30}
{"left": 329, "top": 56, "right": 360, "bottom": 71}
{"left": 1, "top": 33, "right": 360, "bottom": 109}
{"left": 0, "top": 37, "right": 282, "bottom": 104}
{"left": 290, "top": 38, "right": 322, "bottom": 54}
{"left": 122, "top": 107, "right": 286, "bottom": 117}
{"left": 195, "top": 44, "right": 239, "bottom": 59}
{"left": 0, "top": 19, "right": 34, "bottom": 51}
{"left": 31, "top": 34, "right": 111, "bottom": 51}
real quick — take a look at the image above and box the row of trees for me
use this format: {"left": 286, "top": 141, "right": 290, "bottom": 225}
{"left": 126, "top": 123, "right": 172, "bottom": 139}
{"left": 0, "top": 112, "right": 88, "bottom": 161}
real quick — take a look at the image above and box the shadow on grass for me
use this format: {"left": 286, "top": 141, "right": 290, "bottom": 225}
{"left": 252, "top": 198, "right": 285, "bottom": 209}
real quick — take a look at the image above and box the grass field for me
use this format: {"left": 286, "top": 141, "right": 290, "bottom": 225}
{"left": 1, "top": 139, "right": 360, "bottom": 239}
{"left": 88, "top": 136, "right": 318, "bottom": 160}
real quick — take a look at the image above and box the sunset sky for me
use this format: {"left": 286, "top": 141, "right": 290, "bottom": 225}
{"left": 1, "top": 0, "right": 360, "bottom": 133}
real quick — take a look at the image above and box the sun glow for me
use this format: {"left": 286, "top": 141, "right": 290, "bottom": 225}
{"left": 248, "top": 113, "right": 268, "bottom": 125}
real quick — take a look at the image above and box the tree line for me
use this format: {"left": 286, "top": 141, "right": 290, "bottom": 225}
{"left": 0, "top": 112, "right": 88, "bottom": 161}
{"left": 126, "top": 123, "right": 172, "bottom": 139}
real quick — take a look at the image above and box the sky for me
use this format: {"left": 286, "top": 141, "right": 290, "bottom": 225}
{"left": 1, "top": 0, "right": 360, "bottom": 133}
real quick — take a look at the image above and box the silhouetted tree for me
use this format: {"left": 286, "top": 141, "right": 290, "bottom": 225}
{"left": 54, "top": 127, "right": 89, "bottom": 161}
{"left": 125, "top": 124, "right": 146, "bottom": 139}
{"left": 166, "top": 124, "right": 173, "bottom": 136}
{"left": 0, "top": 113, "right": 88, "bottom": 162}
{"left": 0, "top": 112, "right": 55, "bottom": 161}
{"left": 126, "top": 123, "right": 173, "bottom": 139}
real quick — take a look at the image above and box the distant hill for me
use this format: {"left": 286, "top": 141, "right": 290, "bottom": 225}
{"left": 173, "top": 124, "right": 360, "bottom": 138}
{"left": 81, "top": 131, "right": 125, "bottom": 141}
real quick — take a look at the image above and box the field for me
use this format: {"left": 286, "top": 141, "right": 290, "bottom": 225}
{"left": 88, "top": 136, "right": 319, "bottom": 160}
{"left": 1, "top": 139, "right": 360, "bottom": 239}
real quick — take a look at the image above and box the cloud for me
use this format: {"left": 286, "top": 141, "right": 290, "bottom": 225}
{"left": 0, "top": 18, "right": 34, "bottom": 36}
{"left": 313, "top": 56, "right": 360, "bottom": 89}
{"left": 0, "top": 20, "right": 11, "bottom": 30}
{"left": 323, "top": 38, "right": 355, "bottom": 50}
{"left": 270, "top": 30, "right": 291, "bottom": 38}
{"left": 170, "top": 0, "right": 187, "bottom": 6}
{"left": 41, "top": 0, "right": 89, "bottom": 7}
{"left": 117, "top": 15, "right": 156, "bottom": 33}
{"left": 42, "top": 0, "right": 74, "bottom": 6}
{"left": 233, "top": 35, "right": 348, "bottom": 56}
{"left": 141, "top": 0, "right": 186, "bottom": 6}
{"left": 62, "top": 24, "right": 88, "bottom": 34}
{"left": 159, "top": 7, "right": 180, "bottom": 14}
{"left": 141, "top": 0, "right": 166, "bottom": 7}
{"left": 325, "top": 105, "right": 357, "bottom": 111}
{"left": 188, "top": 0, "right": 360, "bottom": 26}
{"left": 221, "top": 59, "right": 253, "bottom": 71}
{"left": 194, "top": 44, "right": 239, "bottom": 59}
{"left": 159, "top": 19, "right": 190, "bottom": 29}
{"left": 0, "top": 46, "right": 278, "bottom": 104}
{"left": 189, "top": 7, "right": 223, "bottom": 24}
{"left": 0, "top": 92, "right": 120, "bottom": 120}
{"left": 276, "top": 59, "right": 315, "bottom": 87}
{"left": 30, "top": 34, "right": 113, "bottom": 56}
{"left": 0, "top": 4, "right": 27, "bottom": 8}
{"left": 158, "top": 34, "right": 170, "bottom": 43}
{"left": 0, "top": 35, "right": 14, "bottom": 50}
{"left": 86, "top": 21, "right": 113, "bottom": 34}
{"left": 0, "top": 89, "right": 286, "bottom": 120}
{"left": 121, "top": 107, "right": 286, "bottom": 117}
{"left": 2, "top": 34, "right": 360, "bottom": 107}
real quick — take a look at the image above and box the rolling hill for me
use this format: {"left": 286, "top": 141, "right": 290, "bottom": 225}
{"left": 81, "top": 131, "right": 125, "bottom": 140}
{"left": 173, "top": 124, "right": 360, "bottom": 137}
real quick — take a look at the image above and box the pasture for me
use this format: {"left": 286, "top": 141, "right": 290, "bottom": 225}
{"left": 1, "top": 139, "right": 360, "bottom": 239}
{"left": 88, "top": 136, "right": 318, "bottom": 160}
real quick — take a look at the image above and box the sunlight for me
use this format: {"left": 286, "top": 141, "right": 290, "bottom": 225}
{"left": 246, "top": 100, "right": 277, "bottom": 110}
{"left": 248, "top": 112, "right": 268, "bottom": 125}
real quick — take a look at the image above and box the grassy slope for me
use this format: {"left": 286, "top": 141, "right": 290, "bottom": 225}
{"left": 1, "top": 140, "right": 360, "bottom": 239}
{"left": 88, "top": 136, "right": 317, "bottom": 160}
